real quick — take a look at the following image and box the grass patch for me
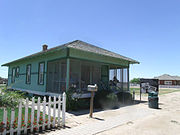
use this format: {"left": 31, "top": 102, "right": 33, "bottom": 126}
{"left": 0, "top": 107, "right": 50, "bottom": 131}
{"left": 0, "top": 107, "right": 32, "bottom": 122}
{"left": 0, "top": 107, "right": 50, "bottom": 123}
{"left": 0, "top": 84, "right": 6, "bottom": 89}
{"left": 130, "top": 88, "right": 141, "bottom": 95}
{"left": 158, "top": 89, "right": 180, "bottom": 95}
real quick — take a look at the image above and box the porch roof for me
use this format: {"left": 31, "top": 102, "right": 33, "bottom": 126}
{"left": 2, "top": 40, "right": 139, "bottom": 66}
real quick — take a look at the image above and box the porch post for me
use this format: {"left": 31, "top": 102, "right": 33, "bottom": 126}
{"left": 114, "top": 68, "right": 117, "bottom": 78}
{"left": 107, "top": 65, "right": 110, "bottom": 89}
{"left": 66, "top": 58, "right": 70, "bottom": 91}
{"left": 121, "top": 69, "right": 124, "bottom": 91}
{"left": 121, "top": 68, "right": 124, "bottom": 104}
{"left": 79, "top": 61, "right": 81, "bottom": 90}
{"left": 127, "top": 67, "right": 130, "bottom": 91}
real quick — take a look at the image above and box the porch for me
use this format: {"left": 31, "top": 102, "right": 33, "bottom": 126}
{"left": 46, "top": 58, "right": 130, "bottom": 96}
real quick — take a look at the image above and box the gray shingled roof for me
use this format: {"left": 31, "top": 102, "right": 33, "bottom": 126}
{"left": 2, "top": 40, "right": 139, "bottom": 66}
{"left": 154, "top": 74, "right": 180, "bottom": 81}
{"left": 65, "top": 40, "right": 139, "bottom": 63}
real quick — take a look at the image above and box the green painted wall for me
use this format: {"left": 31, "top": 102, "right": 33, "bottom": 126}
{"left": 69, "top": 48, "right": 129, "bottom": 67}
{"left": 7, "top": 47, "right": 130, "bottom": 94}
{"left": 7, "top": 48, "right": 67, "bottom": 92}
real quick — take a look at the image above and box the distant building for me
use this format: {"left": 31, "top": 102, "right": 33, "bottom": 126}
{"left": 0, "top": 77, "right": 7, "bottom": 84}
{"left": 154, "top": 74, "right": 180, "bottom": 85}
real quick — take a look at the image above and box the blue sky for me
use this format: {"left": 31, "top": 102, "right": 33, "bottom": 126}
{"left": 0, "top": 0, "right": 180, "bottom": 79}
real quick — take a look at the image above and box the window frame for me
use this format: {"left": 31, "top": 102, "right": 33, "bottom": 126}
{"left": 11, "top": 67, "right": 16, "bottom": 83}
{"left": 16, "top": 66, "right": 20, "bottom": 78}
{"left": 38, "top": 62, "right": 45, "bottom": 85}
{"left": 164, "top": 81, "right": 172, "bottom": 85}
{"left": 26, "top": 64, "right": 31, "bottom": 84}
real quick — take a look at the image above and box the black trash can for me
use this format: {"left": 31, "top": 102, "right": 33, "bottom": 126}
{"left": 148, "top": 92, "right": 159, "bottom": 109}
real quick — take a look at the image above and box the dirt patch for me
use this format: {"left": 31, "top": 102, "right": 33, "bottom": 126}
{"left": 96, "top": 91, "right": 180, "bottom": 135}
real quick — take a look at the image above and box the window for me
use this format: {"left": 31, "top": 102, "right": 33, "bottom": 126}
{"left": 164, "top": 81, "right": 172, "bottom": 85}
{"left": 92, "top": 65, "right": 101, "bottom": 84}
{"left": 81, "top": 64, "right": 91, "bottom": 90}
{"left": 80, "top": 61, "right": 101, "bottom": 91}
{"left": 47, "top": 59, "right": 66, "bottom": 93}
{"left": 26, "top": 64, "right": 31, "bottom": 84}
{"left": 60, "top": 60, "right": 67, "bottom": 91}
{"left": 70, "top": 60, "right": 80, "bottom": 90}
{"left": 16, "top": 67, "right": 20, "bottom": 77}
{"left": 11, "top": 68, "right": 16, "bottom": 83}
{"left": 38, "top": 62, "right": 45, "bottom": 85}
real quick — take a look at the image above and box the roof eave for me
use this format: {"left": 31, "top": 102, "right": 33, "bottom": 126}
{"left": 129, "top": 61, "right": 140, "bottom": 64}
{"left": 1, "top": 64, "right": 8, "bottom": 67}
{"left": 2, "top": 52, "right": 140, "bottom": 67}
{"left": 1, "top": 46, "right": 67, "bottom": 67}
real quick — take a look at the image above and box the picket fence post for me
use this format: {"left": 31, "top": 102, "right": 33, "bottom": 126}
{"left": 17, "top": 101, "right": 22, "bottom": 135}
{"left": 58, "top": 95, "right": 61, "bottom": 127}
{"left": 62, "top": 92, "right": 66, "bottom": 127}
{"left": 48, "top": 96, "right": 51, "bottom": 129}
{"left": 42, "top": 96, "right": 46, "bottom": 130}
{"left": 3, "top": 108, "right": 7, "bottom": 135}
{"left": 24, "top": 98, "right": 29, "bottom": 134}
{"left": 10, "top": 108, "right": 15, "bottom": 135}
{"left": 37, "top": 97, "right": 41, "bottom": 132}
{"left": 31, "top": 97, "right": 35, "bottom": 133}
{"left": 53, "top": 96, "right": 56, "bottom": 128}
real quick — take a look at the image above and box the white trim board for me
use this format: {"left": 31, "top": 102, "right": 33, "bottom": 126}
{"left": 8, "top": 87, "right": 61, "bottom": 97}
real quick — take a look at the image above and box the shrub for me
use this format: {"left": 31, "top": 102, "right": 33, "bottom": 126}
{"left": 94, "top": 90, "right": 118, "bottom": 109}
{"left": 66, "top": 90, "right": 89, "bottom": 111}
{"left": 66, "top": 90, "right": 76, "bottom": 111}
{"left": 106, "top": 93, "right": 118, "bottom": 108}
{"left": 116, "top": 92, "right": 133, "bottom": 104}
{"left": 0, "top": 88, "right": 24, "bottom": 108}
{"left": 94, "top": 90, "right": 111, "bottom": 108}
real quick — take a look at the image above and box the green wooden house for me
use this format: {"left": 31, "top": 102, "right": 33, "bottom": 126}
{"left": 2, "top": 40, "right": 139, "bottom": 97}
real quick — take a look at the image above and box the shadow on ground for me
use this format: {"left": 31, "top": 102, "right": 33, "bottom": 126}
{"left": 68, "top": 100, "right": 148, "bottom": 116}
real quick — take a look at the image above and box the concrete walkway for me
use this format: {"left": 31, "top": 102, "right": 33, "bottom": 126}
{"left": 96, "top": 91, "right": 180, "bottom": 135}
{"left": 37, "top": 91, "right": 180, "bottom": 135}
{"left": 46, "top": 101, "right": 158, "bottom": 135}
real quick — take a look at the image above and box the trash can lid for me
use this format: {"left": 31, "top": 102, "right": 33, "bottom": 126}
{"left": 148, "top": 91, "right": 158, "bottom": 97}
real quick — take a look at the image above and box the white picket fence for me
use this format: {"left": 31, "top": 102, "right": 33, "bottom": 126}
{"left": 1, "top": 92, "right": 66, "bottom": 135}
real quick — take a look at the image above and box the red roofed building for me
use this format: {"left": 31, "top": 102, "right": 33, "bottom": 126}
{"left": 154, "top": 74, "right": 180, "bottom": 85}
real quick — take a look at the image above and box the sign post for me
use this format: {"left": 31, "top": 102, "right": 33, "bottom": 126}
{"left": 89, "top": 91, "right": 94, "bottom": 118}
{"left": 88, "top": 84, "right": 98, "bottom": 118}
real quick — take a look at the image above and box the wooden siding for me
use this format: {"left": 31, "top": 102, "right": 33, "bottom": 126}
{"left": 7, "top": 49, "right": 67, "bottom": 92}
{"left": 7, "top": 47, "right": 131, "bottom": 93}
{"left": 69, "top": 48, "right": 129, "bottom": 67}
